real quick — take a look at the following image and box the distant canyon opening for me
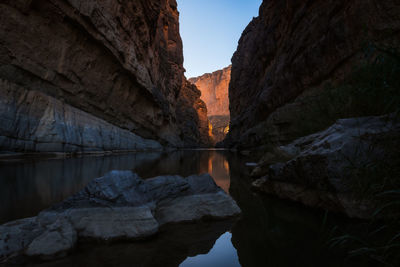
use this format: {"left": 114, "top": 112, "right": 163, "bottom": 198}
{"left": 189, "top": 65, "right": 232, "bottom": 145}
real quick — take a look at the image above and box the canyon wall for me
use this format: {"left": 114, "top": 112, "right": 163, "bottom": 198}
{"left": 190, "top": 66, "right": 231, "bottom": 143}
{"left": 226, "top": 0, "right": 400, "bottom": 218}
{"left": 189, "top": 65, "right": 231, "bottom": 117}
{"left": 226, "top": 0, "right": 400, "bottom": 149}
{"left": 0, "top": 0, "right": 210, "bottom": 152}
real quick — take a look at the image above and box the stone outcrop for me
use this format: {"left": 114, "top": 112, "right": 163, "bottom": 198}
{"left": 0, "top": 171, "right": 241, "bottom": 262}
{"left": 189, "top": 66, "right": 231, "bottom": 144}
{"left": 176, "top": 80, "right": 212, "bottom": 147}
{"left": 0, "top": 0, "right": 210, "bottom": 152}
{"left": 226, "top": 0, "right": 400, "bottom": 148}
{"left": 189, "top": 65, "right": 231, "bottom": 117}
{"left": 209, "top": 115, "right": 230, "bottom": 144}
{"left": 0, "top": 81, "right": 162, "bottom": 152}
{"left": 252, "top": 114, "right": 400, "bottom": 218}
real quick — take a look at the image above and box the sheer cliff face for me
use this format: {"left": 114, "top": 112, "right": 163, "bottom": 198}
{"left": 189, "top": 66, "right": 231, "bottom": 117}
{"left": 227, "top": 0, "right": 400, "bottom": 148}
{"left": 189, "top": 66, "right": 231, "bottom": 144}
{"left": 0, "top": 0, "right": 210, "bottom": 151}
{"left": 177, "top": 81, "right": 212, "bottom": 147}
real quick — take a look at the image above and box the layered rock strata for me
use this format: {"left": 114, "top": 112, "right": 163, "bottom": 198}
{"left": 226, "top": 0, "right": 400, "bottom": 148}
{"left": 0, "top": 170, "right": 241, "bottom": 262}
{"left": 0, "top": 0, "right": 210, "bottom": 152}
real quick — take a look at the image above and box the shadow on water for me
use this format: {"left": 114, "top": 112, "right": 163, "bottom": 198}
{"left": 1, "top": 150, "right": 373, "bottom": 266}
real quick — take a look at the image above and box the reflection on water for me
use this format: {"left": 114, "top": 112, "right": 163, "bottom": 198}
{"left": 0, "top": 153, "right": 162, "bottom": 223}
{"left": 0, "top": 150, "right": 370, "bottom": 267}
{"left": 180, "top": 232, "right": 240, "bottom": 267}
{"left": 0, "top": 151, "right": 231, "bottom": 224}
{"left": 36, "top": 220, "right": 236, "bottom": 267}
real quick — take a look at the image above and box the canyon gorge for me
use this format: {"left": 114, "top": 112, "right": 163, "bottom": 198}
{"left": 189, "top": 65, "right": 231, "bottom": 144}
{"left": 0, "top": 0, "right": 399, "bottom": 265}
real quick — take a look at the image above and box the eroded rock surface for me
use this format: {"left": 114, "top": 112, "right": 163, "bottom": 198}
{"left": 209, "top": 115, "right": 230, "bottom": 144}
{"left": 0, "top": 171, "right": 240, "bottom": 262}
{"left": 252, "top": 114, "right": 400, "bottom": 218}
{"left": 226, "top": 0, "right": 400, "bottom": 148}
{"left": 189, "top": 66, "right": 231, "bottom": 144}
{"left": 0, "top": 0, "right": 210, "bottom": 151}
{"left": 189, "top": 66, "right": 231, "bottom": 117}
{"left": 177, "top": 80, "right": 212, "bottom": 147}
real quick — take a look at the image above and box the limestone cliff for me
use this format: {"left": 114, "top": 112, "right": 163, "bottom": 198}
{"left": 226, "top": 0, "right": 400, "bottom": 149}
{"left": 0, "top": 0, "right": 210, "bottom": 152}
{"left": 190, "top": 66, "right": 231, "bottom": 143}
{"left": 189, "top": 66, "right": 231, "bottom": 117}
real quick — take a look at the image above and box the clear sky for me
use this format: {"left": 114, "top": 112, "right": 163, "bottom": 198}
{"left": 177, "top": 0, "right": 262, "bottom": 78}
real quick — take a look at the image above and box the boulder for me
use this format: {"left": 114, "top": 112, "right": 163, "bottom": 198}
{"left": 252, "top": 114, "right": 400, "bottom": 218}
{"left": 0, "top": 171, "right": 241, "bottom": 262}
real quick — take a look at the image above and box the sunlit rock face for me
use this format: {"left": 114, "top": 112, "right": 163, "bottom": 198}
{"left": 177, "top": 80, "right": 212, "bottom": 147}
{"left": 0, "top": 0, "right": 209, "bottom": 151}
{"left": 226, "top": 0, "right": 400, "bottom": 148}
{"left": 190, "top": 66, "right": 231, "bottom": 143}
{"left": 189, "top": 65, "right": 231, "bottom": 117}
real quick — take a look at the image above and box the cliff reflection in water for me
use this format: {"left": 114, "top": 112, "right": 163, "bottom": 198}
{"left": 0, "top": 150, "right": 232, "bottom": 224}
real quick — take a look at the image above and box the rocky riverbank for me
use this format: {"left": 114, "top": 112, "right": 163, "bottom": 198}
{"left": 251, "top": 114, "right": 400, "bottom": 218}
{"left": 222, "top": 0, "right": 400, "bottom": 220}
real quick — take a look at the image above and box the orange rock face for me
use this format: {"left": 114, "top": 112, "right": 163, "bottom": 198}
{"left": 189, "top": 66, "right": 231, "bottom": 117}
{"left": 189, "top": 66, "right": 231, "bottom": 144}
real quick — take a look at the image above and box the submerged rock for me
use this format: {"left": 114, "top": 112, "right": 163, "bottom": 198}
{"left": 0, "top": 171, "right": 240, "bottom": 262}
{"left": 252, "top": 114, "right": 400, "bottom": 218}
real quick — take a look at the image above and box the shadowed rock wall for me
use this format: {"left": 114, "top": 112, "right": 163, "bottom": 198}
{"left": 226, "top": 0, "right": 400, "bottom": 148}
{"left": 0, "top": 0, "right": 210, "bottom": 152}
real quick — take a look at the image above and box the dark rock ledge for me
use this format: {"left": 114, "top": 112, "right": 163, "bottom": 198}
{"left": 252, "top": 114, "right": 400, "bottom": 219}
{"left": 0, "top": 171, "right": 241, "bottom": 262}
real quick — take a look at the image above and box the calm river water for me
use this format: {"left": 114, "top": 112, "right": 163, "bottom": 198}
{"left": 0, "top": 150, "right": 371, "bottom": 266}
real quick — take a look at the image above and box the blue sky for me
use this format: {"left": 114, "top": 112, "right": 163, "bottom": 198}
{"left": 177, "top": 0, "right": 262, "bottom": 78}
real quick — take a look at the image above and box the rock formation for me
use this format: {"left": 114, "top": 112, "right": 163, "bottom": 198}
{"left": 0, "top": 171, "right": 241, "bottom": 262}
{"left": 0, "top": 0, "right": 211, "bottom": 152}
{"left": 252, "top": 114, "right": 400, "bottom": 218}
{"left": 209, "top": 115, "right": 230, "bottom": 145}
{"left": 177, "top": 80, "right": 212, "bottom": 147}
{"left": 226, "top": 0, "right": 400, "bottom": 148}
{"left": 224, "top": 0, "right": 400, "bottom": 217}
{"left": 189, "top": 66, "right": 231, "bottom": 117}
{"left": 189, "top": 66, "right": 231, "bottom": 143}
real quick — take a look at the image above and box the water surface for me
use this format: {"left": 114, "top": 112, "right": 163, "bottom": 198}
{"left": 0, "top": 150, "right": 371, "bottom": 266}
